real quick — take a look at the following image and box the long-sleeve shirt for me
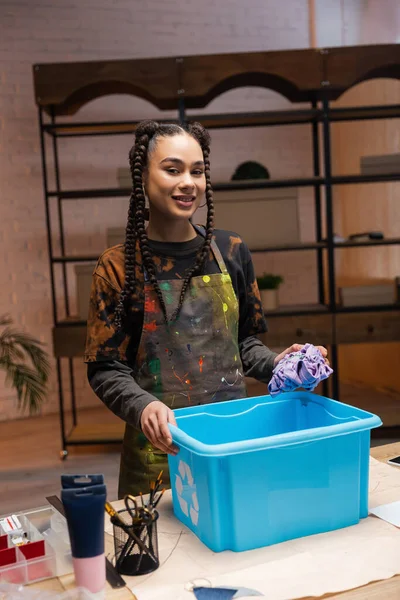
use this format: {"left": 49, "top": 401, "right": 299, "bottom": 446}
{"left": 85, "top": 229, "right": 278, "bottom": 429}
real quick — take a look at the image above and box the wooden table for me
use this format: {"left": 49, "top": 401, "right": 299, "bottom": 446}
{"left": 300, "top": 442, "right": 400, "bottom": 600}
{"left": 29, "top": 442, "right": 400, "bottom": 600}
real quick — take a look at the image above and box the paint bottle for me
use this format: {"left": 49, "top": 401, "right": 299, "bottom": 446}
{"left": 61, "top": 484, "right": 106, "bottom": 596}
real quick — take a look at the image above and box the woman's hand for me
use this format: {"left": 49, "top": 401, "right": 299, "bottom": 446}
{"left": 140, "top": 401, "right": 179, "bottom": 455}
{"left": 273, "top": 344, "right": 329, "bottom": 367}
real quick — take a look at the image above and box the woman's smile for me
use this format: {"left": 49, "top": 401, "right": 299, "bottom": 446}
{"left": 172, "top": 194, "right": 196, "bottom": 209}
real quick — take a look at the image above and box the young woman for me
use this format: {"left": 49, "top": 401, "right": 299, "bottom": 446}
{"left": 85, "top": 120, "right": 327, "bottom": 498}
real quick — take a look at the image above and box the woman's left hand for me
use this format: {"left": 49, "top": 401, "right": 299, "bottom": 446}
{"left": 273, "top": 344, "right": 329, "bottom": 367}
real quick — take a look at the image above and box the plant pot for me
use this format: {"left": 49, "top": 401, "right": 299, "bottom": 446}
{"left": 260, "top": 289, "right": 279, "bottom": 311}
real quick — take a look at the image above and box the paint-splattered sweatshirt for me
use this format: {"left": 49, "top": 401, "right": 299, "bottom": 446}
{"left": 85, "top": 229, "right": 278, "bottom": 430}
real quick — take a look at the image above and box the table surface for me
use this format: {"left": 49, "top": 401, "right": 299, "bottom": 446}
{"left": 29, "top": 441, "right": 400, "bottom": 600}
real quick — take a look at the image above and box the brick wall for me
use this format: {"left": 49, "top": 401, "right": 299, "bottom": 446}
{"left": 0, "top": 0, "right": 398, "bottom": 420}
{"left": 0, "top": 0, "right": 314, "bottom": 420}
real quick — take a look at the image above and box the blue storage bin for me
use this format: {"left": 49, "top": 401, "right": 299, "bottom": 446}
{"left": 167, "top": 392, "right": 382, "bottom": 552}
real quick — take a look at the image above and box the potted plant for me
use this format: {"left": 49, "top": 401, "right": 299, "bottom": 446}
{"left": 256, "top": 273, "right": 284, "bottom": 311}
{"left": 0, "top": 314, "right": 50, "bottom": 415}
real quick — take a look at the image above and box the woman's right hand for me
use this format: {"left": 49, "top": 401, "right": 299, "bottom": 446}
{"left": 140, "top": 401, "right": 179, "bottom": 455}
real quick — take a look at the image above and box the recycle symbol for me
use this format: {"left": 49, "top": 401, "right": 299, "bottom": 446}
{"left": 175, "top": 459, "right": 199, "bottom": 526}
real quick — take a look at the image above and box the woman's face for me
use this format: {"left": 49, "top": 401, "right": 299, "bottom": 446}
{"left": 144, "top": 133, "right": 206, "bottom": 222}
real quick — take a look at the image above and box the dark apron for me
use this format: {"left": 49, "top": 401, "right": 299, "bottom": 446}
{"left": 118, "top": 231, "right": 247, "bottom": 497}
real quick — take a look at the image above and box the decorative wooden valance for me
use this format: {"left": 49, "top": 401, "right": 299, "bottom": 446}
{"left": 33, "top": 44, "right": 400, "bottom": 116}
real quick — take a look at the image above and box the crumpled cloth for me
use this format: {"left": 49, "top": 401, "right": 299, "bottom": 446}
{"left": 268, "top": 343, "right": 333, "bottom": 397}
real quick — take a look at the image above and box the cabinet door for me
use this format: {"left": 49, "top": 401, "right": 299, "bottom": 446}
{"left": 336, "top": 311, "right": 400, "bottom": 344}
{"left": 260, "top": 312, "right": 332, "bottom": 348}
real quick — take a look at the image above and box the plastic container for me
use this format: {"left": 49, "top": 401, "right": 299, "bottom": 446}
{"left": 0, "top": 582, "right": 99, "bottom": 600}
{"left": 0, "top": 507, "right": 72, "bottom": 585}
{"left": 168, "top": 391, "right": 382, "bottom": 552}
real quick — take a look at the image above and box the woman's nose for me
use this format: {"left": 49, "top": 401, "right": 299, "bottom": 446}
{"left": 179, "top": 172, "right": 195, "bottom": 189}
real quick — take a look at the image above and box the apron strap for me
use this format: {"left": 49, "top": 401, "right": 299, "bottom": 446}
{"left": 193, "top": 224, "right": 229, "bottom": 275}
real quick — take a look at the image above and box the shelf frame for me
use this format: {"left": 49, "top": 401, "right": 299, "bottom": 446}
{"left": 41, "top": 103, "right": 400, "bottom": 138}
{"left": 36, "top": 44, "right": 400, "bottom": 453}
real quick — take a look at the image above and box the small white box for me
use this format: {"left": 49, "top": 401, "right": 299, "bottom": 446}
{"left": 339, "top": 282, "right": 398, "bottom": 307}
{"left": 213, "top": 186, "right": 300, "bottom": 249}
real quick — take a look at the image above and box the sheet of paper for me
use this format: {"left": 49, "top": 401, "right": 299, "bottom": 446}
{"left": 369, "top": 457, "right": 400, "bottom": 507}
{"left": 370, "top": 500, "right": 400, "bottom": 528}
{"left": 115, "top": 457, "right": 400, "bottom": 600}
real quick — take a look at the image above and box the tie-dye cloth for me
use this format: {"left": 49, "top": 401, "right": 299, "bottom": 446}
{"left": 268, "top": 343, "right": 333, "bottom": 397}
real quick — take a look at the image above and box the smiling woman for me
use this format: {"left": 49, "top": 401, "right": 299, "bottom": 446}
{"left": 83, "top": 119, "right": 329, "bottom": 498}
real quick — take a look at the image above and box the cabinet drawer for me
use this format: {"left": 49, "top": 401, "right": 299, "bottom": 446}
{"left": 261, "top": 313, "right": 333, "bottom": 347}
{"left": 336, "top": 310, "right": 400, "bottom": 344}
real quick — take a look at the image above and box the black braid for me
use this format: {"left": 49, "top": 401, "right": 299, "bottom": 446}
{"left": 113, "top": 191, "right": 137, "bottom": 331}
{"left": 134, "top": 140, "right": 170, "bottom": 325}
{"left": 170, "top": 139, "right": 214, "bottom": 322}
{"left": 114, "top": 119, "right": 214, "bottom": 331}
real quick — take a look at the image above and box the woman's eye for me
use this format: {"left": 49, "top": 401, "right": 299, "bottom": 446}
{"left": 192, "top": 170, "right": 204, "bottom": 176}
{"left": 166, "top": 168, "right": 179, "bottom": 174}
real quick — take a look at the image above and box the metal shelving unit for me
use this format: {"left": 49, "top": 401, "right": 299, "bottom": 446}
{"left": 34, "top": 44, "right": 400, "bottom": 456}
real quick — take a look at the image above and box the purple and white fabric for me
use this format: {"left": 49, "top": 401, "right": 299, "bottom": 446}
{"left": 268, "top": 343, "right": 333, "bottom": 397}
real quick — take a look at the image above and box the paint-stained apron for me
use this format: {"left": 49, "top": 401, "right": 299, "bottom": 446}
{"left": 118, "top": 231, "right": 247, "bottom": 498}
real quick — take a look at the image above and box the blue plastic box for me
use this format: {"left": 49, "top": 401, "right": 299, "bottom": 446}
{"left": 168, "top": 392, "right": 382, "bottom": 552}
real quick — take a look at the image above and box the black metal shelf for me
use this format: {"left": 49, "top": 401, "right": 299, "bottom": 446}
{"left": 332, "top": 173, "right": 400, "bottom": 185}
{"left": 252, "top": 237, "right": 400, "bottom": 254}
{"left": 48, "top": 188, "right": 129, "bottom": 200}
{"left": 251, "top": 242, "right": 325, "bottom": 253}
{"left": 53, "top": 256, "right": 98, "bottom": 263}
{"left": 54, "top": 302, "right": 400, "bottom": 328}
{"left": 51, "top": 237, "right": 400, "bottom": 263}
{"left": 335, "top": 237, "right": 400, "bottom": 249}
{"left": 336, "top": 304, "right": 400, "bottom": 314}
{"left": 47, "top": 172, "right": 399, "bottom": 200}
{"left": 56, "top": 318, "right": 86, "bottom": 327}
{"left": 268, "top": 303, "right": 400, "bottom": 317}
{"left": 329, "top": 104, "right": 400, "bottom": 122}
{"left": 43, "top": 109, "right": 320, "bottom": 136}
{"left": 53, "top": 247, "right": 321, "bottom": 262}
{"left": 66, "top": 423, "right": 124, "bottom": 445}
{"left": 214, "top": 177, "right": 323, "bottom": 191}
{"left": 43, "top": 104, "right": 400, "bottom": 137}
{"left": 47, "top": 177, "right": 324, "bottom": 199}
{"left": 38, "top": 67, "right": 400, "bottom": 453}
{"left": 266, "top": 304, "right": 329, "bottom": 317}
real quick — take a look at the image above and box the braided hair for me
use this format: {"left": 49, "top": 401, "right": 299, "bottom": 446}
{"left": 114, "top": 120, "right": 214, "bottom": 331}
